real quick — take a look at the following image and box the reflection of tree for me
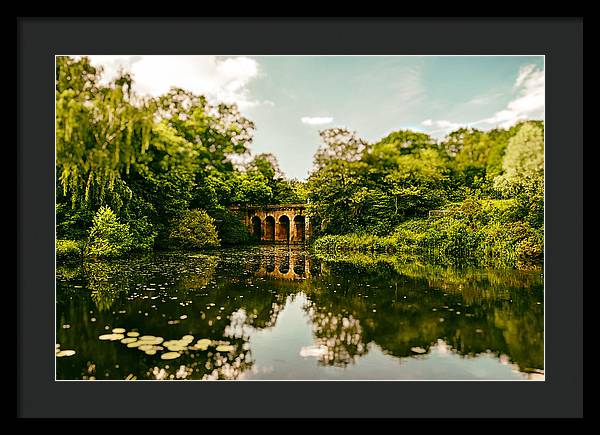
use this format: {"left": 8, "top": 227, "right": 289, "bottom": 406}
{"left": 58, "top": 249, "right": 283, "bottom": 379}
{"left": 305, "top": 302, "right": 366, "bottom": 367}
{"left": 56, "top": 246, "right": 544, "bottom": 380}
{"left": 175, "top": 254, "right": 218, "bottom": 291}
{"left": 493, "top": 306, "right": 544, "bottom": 371}
{"left": 84, "top": 261, "right": 131, "bottom": 312}
{"left": 305, "top": 254, "right": 544, "bottom": 371}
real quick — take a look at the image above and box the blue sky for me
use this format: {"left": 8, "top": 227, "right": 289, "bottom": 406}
{"left": 84, "top": 55, "right": 545, "bottom": 180}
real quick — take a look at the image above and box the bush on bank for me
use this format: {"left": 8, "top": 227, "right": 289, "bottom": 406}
{"left": 56, "top": 239, "right": 83, "bottom": 261}
{"left": 85, "top": 206, "right": 134, "bottom": 258}
{"left": 312, "top": 198, "right": 543, "bottom": 270}
{"left": 167, "top": 209, "right": 220, "bottom": 250}
{"left": 56, "top": 206, "right": 222, "bottom": 262}
{"left": 209, "top": 208, "right": 250, "bottom": 246}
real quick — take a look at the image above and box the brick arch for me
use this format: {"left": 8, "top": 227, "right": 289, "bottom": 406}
{"left": 277, "top": 215, "right": 291, "bottom": 243}
{"left": 264, "top": 215, "right": 275, "bottom": 241}
{"left": 251, "top": 216, "right": 262, "bottom": 239}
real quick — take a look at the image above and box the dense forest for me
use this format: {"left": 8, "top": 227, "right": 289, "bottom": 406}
{"left": 56, "top": 56, "right": 543, "bottom": 270}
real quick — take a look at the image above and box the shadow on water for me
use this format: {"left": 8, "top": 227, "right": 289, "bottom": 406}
{"left": 56, "top": 246, "right": 544, "bottom": 380}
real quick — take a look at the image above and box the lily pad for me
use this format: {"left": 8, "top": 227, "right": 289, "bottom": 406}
{"left": 112, "top": 328, "right": 126, "bottom": 334}
{"left": 215, "top": 345, "right": 234, "bottom": 353}
{"left": 127, "top": 332, "right": 140, "bottom": 337}
{"left": 56, "top": 350, "right": 76, "bottom": 357}
{"left": 161, "top": 352, "right": 181, "bottom": 360}
{"left": 121, "top": 337, "right": 138, "bottom": 344}
{"left": 99, "top": 334, "right": 115, "bottom": 340}
{"left": 127, "top": 341, "right": 144, "bottom": 348}
{"left": 193, "top": 339, "right": 212, "bottom": 350}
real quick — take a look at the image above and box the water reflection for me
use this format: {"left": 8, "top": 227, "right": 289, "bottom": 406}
{"left": 56, "top": 246, "right": 544, "bottom": 380}
{"left": 249, "top": 247, "right": 312, "bottom": 280}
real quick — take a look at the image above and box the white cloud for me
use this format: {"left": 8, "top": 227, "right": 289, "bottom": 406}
{"left": 301, "top": 116, "right": 333, "bottom": 125}
{"left": 421, "top": 63, "right": 544, "bottom": 136}
{"left": 422, "top": 119, "right": 463, "bottom": 135}
{"left": 515, "top": 64, "right": 537, "bottom": 88}
{"left": 82, "top": 55, "right": 262, "bottom": 110}
{"left": 435, "top": 120, "right": 461, "bottom": 129}
{"left": 483, "top": 63, "right": 544, "bottom": 128}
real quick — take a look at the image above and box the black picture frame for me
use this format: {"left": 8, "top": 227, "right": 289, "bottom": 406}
{"left": 18, "top": 17, "right": 583, "bottom": 418}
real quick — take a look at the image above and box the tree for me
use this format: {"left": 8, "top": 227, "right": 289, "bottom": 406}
{"left": 85, "top": 206, "right": 133, "bottom": 258}
{"left": 493, "top": 123, "right": 544, "bottom": 198}
{"left": 307, "top": 128, "right": 370, "bottom": 234}
{"left": 384, "top": 148, "right": 449, "bottom": 219}
{"left": 168, "top": 209, "right": 220, "bottom": 249}
{"left": 56, "top": 56, "right": 154, "bottom": 210}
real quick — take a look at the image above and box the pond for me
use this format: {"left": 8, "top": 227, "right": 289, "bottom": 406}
{"left": 56, "top": 245, "right": 544, "bottom": 380}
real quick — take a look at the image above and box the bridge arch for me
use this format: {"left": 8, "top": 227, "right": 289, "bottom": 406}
{"left": 278, "top": 215, "right": 290, "bottom": 243}
{"left": 251, "top": 216, "right": 262, "bottom": 239}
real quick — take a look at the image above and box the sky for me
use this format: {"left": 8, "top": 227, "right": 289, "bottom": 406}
{"left": 82, "top": 55, "right": 545, "bottom": 180}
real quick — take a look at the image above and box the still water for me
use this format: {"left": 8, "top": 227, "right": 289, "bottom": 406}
{"left": 56, "top": 246, "right": 544, "bottom": 380}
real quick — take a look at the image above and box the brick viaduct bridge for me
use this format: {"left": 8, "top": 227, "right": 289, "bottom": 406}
{"left": 229, "top": 204, "right": 311, "bottom": 244}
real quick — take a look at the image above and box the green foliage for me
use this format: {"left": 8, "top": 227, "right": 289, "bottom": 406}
{"left": 371, "top": 129, "right": 436, "bottom": 158}
{"left": 56, "top": 239, "right": 82, "bottom": 261}
{"left": 56, "top": 55, "right": 283, "bottom": 254}
{"left": 494, "top": 122, "right": 544, "bottom": 198}
{"left": 168, "top": 209, "right": 220, "bottom": 249}
{"left": 127, "top": 215, "right": 157, "bottom": 252}
{"left": 307, "top": 128, "right": 449, "bottom": 236}
{"left": 312, "top": 195, "right": 543, "bottom": 270}
{"left": 55, "top": 55, "right": 543, "bottom": 269}
{"left": 85, "top": 206, "right": 134, "bottom": 258}
{"left": 56, "top": 56, "right": 154, "bottom": 210}
{"left": 210, "top": 208, "right": 250, "bottom": 245}
{"left": 56, "top": 203, "right": 94, "bottom": 241}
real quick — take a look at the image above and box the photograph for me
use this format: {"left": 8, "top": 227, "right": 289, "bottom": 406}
{"left": 54, "top": 54, "right": 545, "bottom": 381}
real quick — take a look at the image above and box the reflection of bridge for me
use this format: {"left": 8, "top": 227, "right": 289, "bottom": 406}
{"left": 250, "top": 251, "right": 313, "bottom": 280}
{"left": 229, "top": 204, "right": 312, "bottom": 244}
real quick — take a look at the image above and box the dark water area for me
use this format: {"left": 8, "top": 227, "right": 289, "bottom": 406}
{"left": 56, "top": 245, "right": 544, "bottom": 380}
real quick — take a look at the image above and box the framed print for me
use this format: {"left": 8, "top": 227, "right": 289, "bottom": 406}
{"left": 18, "top": 17, "right": 583, "bottom": 419}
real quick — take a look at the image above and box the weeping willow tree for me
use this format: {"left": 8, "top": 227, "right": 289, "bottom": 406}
{"left": 56, "top": 56, "right": 155, "bottom": 211}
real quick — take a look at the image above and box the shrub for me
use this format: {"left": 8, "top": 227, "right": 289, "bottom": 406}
{"left": 56, "top": 239, "right": 82, "bottom": 261}
{"left": 168, "top": 209, "right": 220, "bottom": 249}
{"left": 85, "top": 206, "right": 133, "bottom": 258}
{"left": 515, "top": 228, "right": 544, "bottom": 270}
{"left": 56, "top": 203, "right": 94, "bottom": 241}
{"left": 210, "top": 208, "right": 250, "bottom": 245}
{"left": 477, "top": 221, "right": 542, "bottom": 268}
{"left": 128, "top": 215, "right": 157, "bottom": 252}
{"left": 419, "top": 217, "right": 481, "bottom": 265}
